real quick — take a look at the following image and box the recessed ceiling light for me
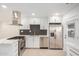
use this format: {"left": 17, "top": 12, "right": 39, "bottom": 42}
{"left": 1, "top": 5, "right": 7, "bottom": 8}
{"left": 32, "top": 13, "right": 35, "bottom": 16}
{"left": 55, "top": 13, "right": 60, "bottom": 16}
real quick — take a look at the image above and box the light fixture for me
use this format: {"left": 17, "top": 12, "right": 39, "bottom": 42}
{"left": 21, "top": 30, "right": 23, "bottom": 32}
{"left": 1, "top": 5, "right": 7, "bottom": 8}
{"left": 55, "top": 13, "right": 60, "bottom": 16}
{"left": 32, "top": 13, "right": 35, "bottom": 16}
{"left": 14, "top": 12, "right": 18, "bottom": 18}
{"left": 29, "top": 30, "right": 31, "bottom": 32}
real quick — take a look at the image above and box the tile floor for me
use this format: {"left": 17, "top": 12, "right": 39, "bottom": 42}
{"left": 22, "top": 49, "right": 64, "bottom": 56}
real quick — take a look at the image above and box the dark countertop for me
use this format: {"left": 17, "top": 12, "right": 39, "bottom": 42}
{"left": 8, "top": 36, "right": 25, "bottom": 39}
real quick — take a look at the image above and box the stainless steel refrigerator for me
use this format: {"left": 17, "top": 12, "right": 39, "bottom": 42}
{"left": 49, "top": 23, "right": 63, "bottom": 50}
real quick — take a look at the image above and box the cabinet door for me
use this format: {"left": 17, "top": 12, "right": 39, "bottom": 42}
{"left": 30, "top": 18, "right": 40, "bottom": 24}
{"left": 33, "top": 36, "right": 40, "bottom": 48}
{"left": 26, "top": 36, "right": 34, "bottom": 48}
{"left": 26, "top": 36, "right": 40, "bottom": 48}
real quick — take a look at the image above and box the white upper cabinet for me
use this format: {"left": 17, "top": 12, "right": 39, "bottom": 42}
{"left": 49, "top": 16, "right": 62, "bottom": 23}
{"left": 20, "top": 25, "right": 30, "bottom": 29}
{"left": 21, "top": 18, "right": 30, "bottom": 29}
{"left": 40, "top": 18, "right": 48, "bottom": 29}
{"left": 21, "top": 17, "right": 48, "bottom": 30}
{"left": 30, "top": 18, "right": 40, "bottom": 24}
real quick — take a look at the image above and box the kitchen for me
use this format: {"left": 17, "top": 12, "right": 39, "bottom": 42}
{"left": 0, "top": 3, "right": 79, "bottom": 56}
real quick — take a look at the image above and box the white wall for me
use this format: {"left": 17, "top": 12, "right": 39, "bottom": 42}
{"left": 0, "top": 23, "right": 19, "bottom": 39}
{"left": 0, "top": 9, "right": 19, "bottom": 39}
{"left": 63, "top": 6, "right": 79, "bottom": 55}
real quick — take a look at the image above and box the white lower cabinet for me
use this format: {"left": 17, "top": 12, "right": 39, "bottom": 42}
{"left": 0, "top": 40, "right": 18, "bottom": 56}
{"left": 26, "top": 36, "right": 34, "bottom": 48}
{"left": 26, "top": 36, "right": 40, "bottom": 48}
{"left": 34, "top": 36, "right": 40, "bottom": 48}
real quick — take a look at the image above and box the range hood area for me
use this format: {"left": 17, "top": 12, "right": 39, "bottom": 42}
{"left": 11, "top": 11, "right": 22, "bottom": 26}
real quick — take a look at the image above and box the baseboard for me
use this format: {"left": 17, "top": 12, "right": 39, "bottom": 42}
{"left": 40, "top": 47, "right": 48, "bottom": 49}
{"left": 25, "top": 48, "right": 40, "bottom": 49}
{"left": 49, "top": 48, "right": 63, "bottom": 50}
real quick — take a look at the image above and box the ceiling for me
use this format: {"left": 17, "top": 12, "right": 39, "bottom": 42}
{"left": 0, "top": 3, "right": 79, "bottom": 18}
